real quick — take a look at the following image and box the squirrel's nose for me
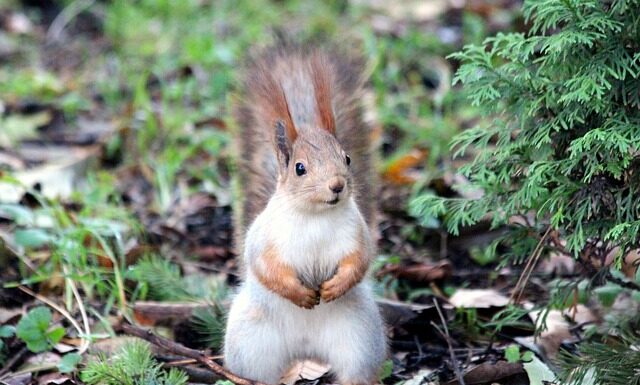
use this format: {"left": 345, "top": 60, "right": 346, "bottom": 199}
{"left": 329, "top": 177, "right": 345, "bottom": 194}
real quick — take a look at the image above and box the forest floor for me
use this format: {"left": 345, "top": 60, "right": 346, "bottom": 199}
{"left": 0, "top": 1, "right": 624, "bottom": 384}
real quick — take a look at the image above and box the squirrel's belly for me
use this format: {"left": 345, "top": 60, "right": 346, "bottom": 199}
{"left": 276, "top": 218, "right": 361, "bottom": 288}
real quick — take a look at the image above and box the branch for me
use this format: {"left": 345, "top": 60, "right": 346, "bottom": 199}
{"left": 120, "top": 323, "right": 268, "bottom": 385}
{"left": 432, "top": 298, "right": 466, "bottom": 385}
{"left": 606, "top": 272, "right": 640, "bottom": 292}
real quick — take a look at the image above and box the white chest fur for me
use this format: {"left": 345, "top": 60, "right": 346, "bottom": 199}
{"left": 248, "top": 195, "right": 362, "bottom": 288}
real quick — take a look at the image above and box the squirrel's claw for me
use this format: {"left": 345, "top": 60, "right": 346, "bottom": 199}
{"left": 290, "top": 284, "right": 319, "bottom": 309}
{"left": 320, "top": 275, "right": 348, "bottom": 303}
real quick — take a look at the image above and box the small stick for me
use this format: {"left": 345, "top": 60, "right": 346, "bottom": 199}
{"left": 162, "top": 356, "right": 224, "bottom": 366}
{"left": 0, "top": 346, "right": 28, "bottom": 378}
{"left": 510, "top": 226, "right": 553, "bottom": 304}
{"left": 120, "top": 323, "right": 268, "bottom": 385}
{"left": 432, "top": 298, "right": 466, "bottom": 385}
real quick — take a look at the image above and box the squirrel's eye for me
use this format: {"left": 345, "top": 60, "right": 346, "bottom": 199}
{"left": 345, "top": 155, "right": 351, "bottom": 166}
{"left": 295, "top": 162, "right": 306, "bottom": 176}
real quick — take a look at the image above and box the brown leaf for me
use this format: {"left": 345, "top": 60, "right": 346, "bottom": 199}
{"left": 279, "top": 360, "right": 330, "bottom": 385}
{"left": 132, "top": 301, "right": 209, "bottom": 326}
{"left": 376, "top": 298, "right": 437, "bottom": 328}
{"left": 38, "top": 373, "right": 75, "bottom": 385}
{"left": 445, "top": 360, "right": 524, "bottom": 385}
{"left": 378, "top": 260, "right": 452, "bottom": 283}
{"left": 526, "top": 304, "right": 598, "bottom": 359}
{"left": 383, "top": 149, "right": 428, "bottom": 185}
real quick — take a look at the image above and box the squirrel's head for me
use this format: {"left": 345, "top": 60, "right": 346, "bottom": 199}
{"left": 274, "top": 120, "right": 352, "bottom": 213}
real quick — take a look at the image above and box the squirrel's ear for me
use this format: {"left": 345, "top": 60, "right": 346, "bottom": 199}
{"left": 312, "top": 55, "right": 336, "bottom": 136}
{"left": 275, "top": 120, "right": 292, "bottom": 168}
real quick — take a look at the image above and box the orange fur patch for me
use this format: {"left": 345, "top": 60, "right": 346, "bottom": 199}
{"left": 320, "top": 235, "right": 369, "bottom": 302}
{"left": 253, "top": 242, "right": 318, "bottom": 308}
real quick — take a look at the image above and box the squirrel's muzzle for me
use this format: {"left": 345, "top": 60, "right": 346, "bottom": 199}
{"left": 328, "top": 177, "right": 346, "bottom": 194}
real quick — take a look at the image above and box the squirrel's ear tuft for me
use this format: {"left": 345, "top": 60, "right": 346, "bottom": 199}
{"left": 311, "top": 54, "right": 336, "bottom": 135}
{"left": 275, "top": 120, "right": 291, "bottom": 168}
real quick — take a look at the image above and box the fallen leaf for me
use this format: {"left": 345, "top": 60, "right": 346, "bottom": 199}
{"left": 539, "top": 252, "right": 576, "bottom": 275}
{"left": 0, "top": 373, "right": 32, "bottom": 385}
{"left": 352, "top": 0, "right": 450, "bottom": 22}
{"left": 448, "top": 288, "right": 510, "bottom": 309}
{"left": 376, "top": 298, "right": 436, "bottom": 328}
{"left": 280, "top": 360, "right": 330, "bottom": 385}
{"left": 18, "top": 351, "right": 61, "bottom": 372}
{"left": 523, "top": 356, "right": 556, "bottom": 385}
{"left": 378, "top": 260, "right": 452, "bottom": 283}
{"left": 526, "top": 305, "right": 597, "bottom": 359}
{"left": 132, "top": 301, "right": 209, "bottom": 326}
{"left": 445, "top": 360, "right": 524, "bottom": 385}
{"left": 0, "top": 145, "right": 100, "bottom": 204}
{"left": 0, "top": 307, "right": 23, "bottom": 324}
{"left": 383, "top": 149, "right": 428, "bottom": 185}
{"left": 37, "top": 373, "right": 75, "bottom": 385}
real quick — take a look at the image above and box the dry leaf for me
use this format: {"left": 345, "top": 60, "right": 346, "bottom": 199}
{"left": 448, "top": 289, "right": 510, "bottom": 309}
{"left": 1, "top": 373, "right": 32, "bottom": 385}
{"left": 383, "top": 149, "right": 428, "bottom": 185}
{"left": 37, "top": 373, "right": 75, "bottom": 385}
{"left": 445, "top": 360, "right": 524, "bottom": 385}
{"left": 526, "top": 305, "right": 597, "bottom": 359}
{"left": 132, "top": 301, "right": 209, "bottom": 326}
{"left": 280, "top": 360, "right": 330, "bottom": 385}
{"left": 0, "top": 145, "right": 100, "bottom": 204}
{"left": 378, "top": 260, "right": 453, "bottom": 283}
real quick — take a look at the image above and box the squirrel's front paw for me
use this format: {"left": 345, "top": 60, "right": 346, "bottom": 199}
{"left": 320, "top": 275, "right": 350, "bottom": 302}
{"left": 287, "top": 281, "right": 320, "bottom": 309}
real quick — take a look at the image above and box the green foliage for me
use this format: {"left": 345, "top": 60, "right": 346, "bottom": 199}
{"left": 131, "top": 257, "right": 195, "bottom": 301}
{"left": 16, "top": 307, "right": 65, "bottom": 353}
{"left": 58, "top": 352, "right": 82, "bottom": 373}
{"left": 81, "top": 340, "right": 188, "bottom": 385}
{"left": 504, "top": 344, "right": 533, "bottom": 363}
{"left": 191, "top": 305, "right": 226, "bottom": 351}
{"left": 131, "top": 256, "right": 228, "bottom": 301}
{"left": 0, "top": 176, "right": 135, "bottom": 312}
{"left": 378, "top": 359, "right": 394, "bottom": 381}
{"left": 410, "top": 2, "right": 640, "bottom": 382}
{"left": 558, "top": 332, "right": 640, "bottom": 385}
{"left": 413, "top": 0, "right": 640, "bottom": 263}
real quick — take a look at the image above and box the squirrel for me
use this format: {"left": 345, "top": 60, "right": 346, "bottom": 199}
{"left": 223, "top": 41, "right": 386, "bottom": 385}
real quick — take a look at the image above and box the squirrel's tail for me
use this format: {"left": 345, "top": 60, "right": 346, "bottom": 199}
{"left": 233, "top": 41, "right": 375, "bottom": 251}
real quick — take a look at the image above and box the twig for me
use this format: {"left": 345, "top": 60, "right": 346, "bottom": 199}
{"left": 162, "top": 356, "right": 224, "bottom": 366}
{"left": 432, "top": 298, "right": 466, "bottom": 385}
{"left": 606, "top": 272, "right": 640, "bottom": 292}
{"left": 17, "top": 285, "right": 84, "bottom": 337}
{"left": 510, "top": 226, "right": 553, "bottom": 304}
{"left": 120, "top": 323, "right": 268, "bottom": 385}
{"left": 0, "top": 346, "right": 28, "bottom": 378}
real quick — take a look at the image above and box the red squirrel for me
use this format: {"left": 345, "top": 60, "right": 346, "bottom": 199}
{"left": 224, "top": 42, "right": 386, "bottom": 385}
